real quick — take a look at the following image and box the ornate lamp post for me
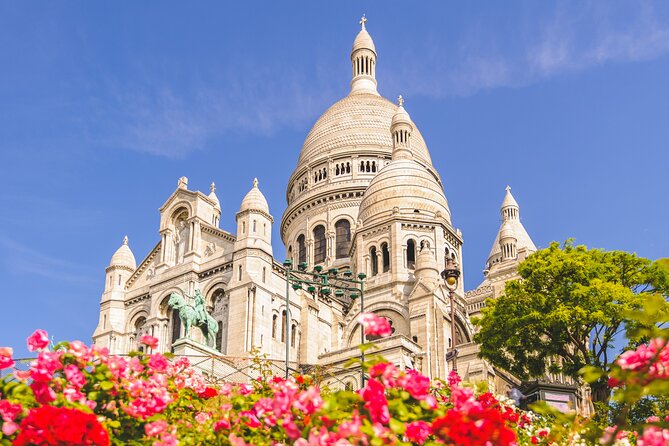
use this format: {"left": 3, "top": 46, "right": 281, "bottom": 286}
{"left": 441, "top": 258, "right": 461, "bottom": 373}
{"left": 282, "top": 259, "right": 366, "bottom": 384}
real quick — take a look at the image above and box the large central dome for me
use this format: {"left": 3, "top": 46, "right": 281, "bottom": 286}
{"left": 297, "top": 93, "right": 432, "bottom": 167}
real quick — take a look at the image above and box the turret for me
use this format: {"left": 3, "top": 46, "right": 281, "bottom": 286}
{"left": 499, "top": 220, "right": 517, "bottom": 261}
{"left": 350, "top": 15, "right": 378, "bottom": 95}
{"left": 235, "top": 178, "right": 273, "bottom": 255}
{"left": 390, "top": 95, "right": 413, "bottom": 159}
{"left": 209, "top": 182, "right": 221, "bottom": 227}
{"left": 93, "top": 236, "right": 136, "bottom": 353}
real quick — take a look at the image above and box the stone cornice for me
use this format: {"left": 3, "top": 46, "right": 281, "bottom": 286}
{"left": 198, "top": 261, "right": 233, "bottom": 279}
{"left": 200, "top": 224, "right": 236, "bottom": 243}
{"left": 235, "top": 208, "right": 274, "bottom": 223}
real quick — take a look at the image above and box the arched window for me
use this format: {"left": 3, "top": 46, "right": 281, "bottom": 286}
{"left": 360, "top": 161, "right": 365, "bottom": 172}
{"left": 346, "top": 162, "right": 351, "bottom": 173}
{"left": 281, "top": 310, "right": 287, "bottom": 343}
{"left": 238, "top": 265, "right": 242, "bottom": 281}
{"left": 335, "top": 219, "right": 351, "bottom": 259}
{"left": 272, "top": 314, "right": 278, "bottom": 339}
{"left": 370, "top": 246, "right": 378, "bottom": 276}
{"left": 216, "top": 321, "right": 223, "bottom": 351}
{"left": 407, "top": 239, "right": 416, "bottom": 269}
{"left": 291, "top": 324, "right": 297, "bottom": 347}
{"left": 242, "top": 221, "right": 246, "bottom": 234}
{"left": 335, "top": 165, "right": 340, "bottom": 175}
{"left": 253, "top": 220, "right": 257, "bottom": 233}
{"left": 297, "top": 235, "right": 306, "bottom": 264}
{"left": 288, "top": 245, "right": 293, "bottom": 263}
{"left": 313, "top": 225, "right": 326, "bottom": 264}
{"left": 170, "top": 309, "right": 181, "bottom": 348}
{"left": 381, "top": 242, "right": 390, "bottom": 272}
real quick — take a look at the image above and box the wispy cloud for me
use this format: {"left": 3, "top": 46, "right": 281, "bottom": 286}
{"left": 0, "top": 236, "right": 97, "bottom": 285}
{"left": 88, "top": 64, "right": 341, "bottom": 158}
{"left": 84, "top": 2, "right": 669, "bottom": 158}
{"left": 389, "top": 1, "right": 669, "bottom": 98}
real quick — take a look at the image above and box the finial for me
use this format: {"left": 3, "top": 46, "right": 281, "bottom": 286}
{"left": 123, "top": 235, "right": 128, "bottom": 245}
{"left": 210, "top": 182, "right": 216, "bottom": 193}
{"left": 253, "top": 178, "right": 259, "bottom": 188}
{"left": 397, "top": 95, "right": 404, "bottom": 107}
{"left": 360, "top": 14, "right": 367, "bottom": 30}
{"left": 506, "top": 185, "right": 511, "bottom": 192}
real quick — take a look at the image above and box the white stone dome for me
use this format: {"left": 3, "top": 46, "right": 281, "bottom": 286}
{"left": 239, "top": 178, "right": 269, "bottom": 214}
{"left": 358, "top": 158, "right": 451, "bottom": 226}
{"left": 296, "top": 93, "right": 432, "bottom": 167}
{"left": 352, "top": 27, "right": 376, "bottom": 54}
{"left": 109, "top": 236, "right": 136, "bottom": 270}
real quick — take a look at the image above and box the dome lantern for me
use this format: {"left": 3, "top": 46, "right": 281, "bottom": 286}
{"left": 350, "top": 15, "right": 379, "bottom": 95}
{"left": 390, "top": 95, "right": 414, "bottom": 160}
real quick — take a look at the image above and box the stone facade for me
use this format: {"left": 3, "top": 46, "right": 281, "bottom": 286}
{"left": 92, "top": 20, "right": 540, "bottom": 393}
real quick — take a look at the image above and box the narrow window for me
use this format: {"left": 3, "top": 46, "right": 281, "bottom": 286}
{"left": 381, "top": 242, "right": 390, "bottom": 272}
{"left": 288, "top": 245, "right": 293, "bottom": 263}
{"left": 370, "top": 246, "right": 378, "bottom": 276}
{"left": 291, "top": 324, "right": 297, "bottom": 347}
{"left": 262, "top": 267, "right": 266, "bottom": 283}
{"left": 281, "top": 310, "right": 286, "bottom": 343}
{"left": 216, "top": 321, "right": 223, "bottom": 351}
{"left": 407, "top": 239, "right": 416, "bottom": 269}
{"left": 336, "top": 165, "right": 340, "bottom": 175}
{"left": 313, "top": 225, "right": 326, "bottom": 264}
{"left": 346, "top": 162, "right": 350, "bottom": 173}
{"left": 335, "top": 219, "right": 351, "bottom": 259}
{"left": 253, "top": 220, "right": 257, "bottom": 233}
{"left": 103, "top": 315, "right": 107, "bottom": 329}
{"left": 272, "top": 314, "right": 278, "bottom": 339}
{"left": 242, "top": 221, "right": 246, "bottom": 234}
{"left": 238, "top": 265, "right": 242, "bottom": 281}
{"left": 118, "top": 274, "right": 121, "bottom": 286}
{"left": 297, "top": 235, "right": 306, "bottom": 264}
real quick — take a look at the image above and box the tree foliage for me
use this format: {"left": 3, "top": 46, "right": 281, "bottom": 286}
{"left": 473, "top": 240, "right": 669, "bottom": 403}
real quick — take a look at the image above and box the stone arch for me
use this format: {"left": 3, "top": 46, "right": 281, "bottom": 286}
{"left": 344, "top": 302, "right": 409, "bottom": 347}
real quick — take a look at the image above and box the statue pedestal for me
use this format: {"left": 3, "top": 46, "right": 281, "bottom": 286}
{"left": 171, "top": 338, "right": 223, "bottom": 379}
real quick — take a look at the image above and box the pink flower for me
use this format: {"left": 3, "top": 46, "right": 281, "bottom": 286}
{"left": 0, "top": 347, "right": 14, "bottom": 370}
{"left": 369, "top": 362, "right": 399, "bottom": 388}
{"left": 148, "top": 354, "right": 169, "bottom": 373}
{"left": 2, "top": 420, "right": 18, "bottom": 436}
{"left": 358, "top": 313, "right": 392, "bottom": 338}
{"left": 447, "top": 370, "right": 462, "bottom": 388}
{"left": 359, "top": 378, "right": 390, "bottom": 424}
{"left": 195, "top": 412, "right": 211, "bottom": 424}
{"left": 405, "top": 420, "right": 432, "bottom": 444}
{"left": 398, "top": 369, "right": 430, "bottom": 400}
{"left": 213, "top": 418, "right": 230, "bottom": 432}
{"left": 64, "top": 364, "right": 87, "bottom": 389}
{"left": 0, "top": 400, "right": 22, "bottom": 422}
{"left": 140, "top": 335, "right": 159, "bottom": 349}
{"left": 145, "top": 419, "right": 168, "bottom": 437}
{"left": 27, "top": 329, "right": 49, "bottom": 352}
{"left": 229, "top": 433, "right": 247, "bottom": 446}
{"left": 30, "top": 381, "right": 56, "bottom": 404}
{"left": 638, "top": 426, "right": 669, "bottom": 446}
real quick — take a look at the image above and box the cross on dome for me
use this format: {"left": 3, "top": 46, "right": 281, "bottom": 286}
{"left": 253, "top": 178, "right": 259, "bottom": 188}
{"left": 123, "top": 235, "right": 128, "bottom": 245}
{"left": 210, "top": 182, "right": 216, "bottom": 193}
{"left": 506, "top": 185, "right": 511, "bottom": 192}
{"left": 397, "top": 95, "right": 404, "bottom": 107}
{"left": 360, "top": 14, "right": 367, "bottom": 30}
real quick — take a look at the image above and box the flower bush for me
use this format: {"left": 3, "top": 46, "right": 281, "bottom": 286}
{"left": 0, "top": 305, "right": 666, "bottom": 445}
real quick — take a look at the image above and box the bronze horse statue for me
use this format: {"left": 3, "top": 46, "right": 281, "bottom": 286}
{"left": 168, "top": 290, "right": 218, "bottom": 348}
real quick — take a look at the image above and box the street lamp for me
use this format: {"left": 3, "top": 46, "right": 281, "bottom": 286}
{"left": 441, "top": 258, "right": 461, "bottom": 373}
{"left": 282, "top": 259, "right": 366, "bottom": 384}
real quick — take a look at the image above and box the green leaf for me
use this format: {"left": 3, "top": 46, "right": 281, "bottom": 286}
{"left": 100, "top": 381, "right": 114, "bottom": 391}
{"left": 389, "top": 418, "right": 406, "bottom": 435}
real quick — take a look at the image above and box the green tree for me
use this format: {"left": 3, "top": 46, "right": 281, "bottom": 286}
{"left": 473, "top": 240, "right": 669, "bottom": 406}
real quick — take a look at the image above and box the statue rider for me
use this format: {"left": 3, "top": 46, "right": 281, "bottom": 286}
{"left": 193, "top": 289, "right": 207, "bottom": 325}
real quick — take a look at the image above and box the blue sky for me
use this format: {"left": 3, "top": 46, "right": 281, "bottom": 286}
{"left": 1, "top": 1, "right": 668, "bottom": 357}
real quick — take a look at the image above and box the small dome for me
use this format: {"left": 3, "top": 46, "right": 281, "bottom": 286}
{"left": 109, "top": 236, "right": 136, "bottom": 270}
{"left": 209, "top": 182, "right": 220, "bottom": 210}
{"left": 391, "top": 97, "right": 412, "bottom": 128}
{"left": 239, "top": 178, "right": 270, "bottom": 214}
{"left": 499, "top": 220, "right": 516, "bottom": 240}
{"left": 358, "top": 159, "right": 450, "bottom": 226}
{"left": 414, "top": 248, "right": 440, "bottom": 282}
{"left": 352, "top": 17, "right": 375, "bottom": 54}
{"left": 501, "top": 186, "right": 519, "bottom": 209}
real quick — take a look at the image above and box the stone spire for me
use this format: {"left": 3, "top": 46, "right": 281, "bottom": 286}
{"left": 208, "top": 181, "right": 221, "bottom": 210}
{"left": 350, "top": 15, "right": 378, "bottom": 95}
{"left": 390, "top": 96, "right": 414, "bottom": 160}
{"left": 485, "top": 186, "right": 537, "bottom": 271}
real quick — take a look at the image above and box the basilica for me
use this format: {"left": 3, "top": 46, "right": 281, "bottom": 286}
{"left": 92, "top": 19, "right": 563, "bottom": 400}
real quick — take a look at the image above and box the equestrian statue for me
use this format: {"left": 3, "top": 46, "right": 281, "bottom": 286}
{"left": 168, "top": 289, "right": 219, "bottom": 348}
